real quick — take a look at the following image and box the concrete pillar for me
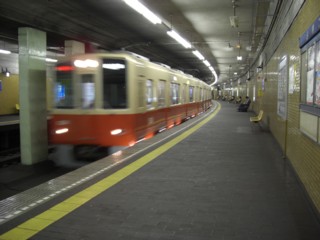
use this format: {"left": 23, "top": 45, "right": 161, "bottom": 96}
{"left": 18, "top": 27, "right": 48, "bottom": 165}
{"left": 64, "top": 40, "right": 85, "bottom": 56}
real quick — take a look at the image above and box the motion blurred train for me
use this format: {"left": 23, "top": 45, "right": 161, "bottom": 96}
{"left": 49, "top": 51, "right": 212, "bottom": 156}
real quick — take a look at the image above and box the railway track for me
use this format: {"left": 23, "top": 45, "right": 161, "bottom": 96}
{"left": 0, "top": 148, "right": 20, "bottom": 167}
{"left": 0, "top": 146, "right": 57, "bottom": 167}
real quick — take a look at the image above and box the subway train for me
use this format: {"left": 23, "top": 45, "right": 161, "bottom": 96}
{"left": 49, "top": 51, "right": 212, "bottom": 157}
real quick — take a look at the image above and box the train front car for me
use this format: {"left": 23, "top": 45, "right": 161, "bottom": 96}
{"left": 49, "top": 53, "right": 139, "bottom": 159}
{"left": 49, "top": 52, "right": 213, "bottom": 162}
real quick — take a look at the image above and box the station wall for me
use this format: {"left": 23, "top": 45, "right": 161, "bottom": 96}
{"left": 0, "top": 68, "right": 54, "bottom": 116}
{"left": 246, "top": 0, "right": 320, "bottom": 213}
{"left": 0, "top": 74, "right": 19, "bottom": 115}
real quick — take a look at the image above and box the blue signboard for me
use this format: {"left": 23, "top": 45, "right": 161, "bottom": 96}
{"left": 299, "top": 16, "right": 320, "bottom": 48}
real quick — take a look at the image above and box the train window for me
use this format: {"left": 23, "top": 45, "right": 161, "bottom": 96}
{"left": 146, "top": 79, "right": 153, "bottom": 109}
{"left": 158, "top": 80, "right": 166, "bottom": 108}
{"left": 102, "top": 59, "right": 127, "bottom": 109}
{"left": 80, "top": 74, "right": 95, "bottom": 109}
{"left": 55, "top": 63, "right": 74, "bottom": 108}
{"left": 171, "top": 83, "right": 180, "bottom": 105}
{"left": 189, "top": 86, "right": 194, "bottom": 102}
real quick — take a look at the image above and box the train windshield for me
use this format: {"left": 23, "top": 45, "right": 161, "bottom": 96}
{"left": 55, "top": 63, "right": 74, "bottom": 108}
{"left": 102, "top": 59, "right": 127, "bottom": 109}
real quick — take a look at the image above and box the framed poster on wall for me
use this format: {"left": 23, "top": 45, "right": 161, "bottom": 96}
{"left": 277, "top": 56, "right": 288, "bottom": 120}
{"left": 315, "top": 41, "right": 320, "bottom": 106}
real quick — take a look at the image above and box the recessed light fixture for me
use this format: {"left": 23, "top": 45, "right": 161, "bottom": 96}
{"left": 0, "top": 49, "right": 11, "bottom": 54}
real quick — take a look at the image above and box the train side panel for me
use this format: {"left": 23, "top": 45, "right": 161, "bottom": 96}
{"left": 49, "top": 52, "right": 212, "bottom": 149}
{"left": 50, "top": 113, "right": 138, "bottom": 146}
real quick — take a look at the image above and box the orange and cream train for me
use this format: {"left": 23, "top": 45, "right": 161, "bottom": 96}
{"left": 49, "top": 51, "right": 212, "bottom": 155}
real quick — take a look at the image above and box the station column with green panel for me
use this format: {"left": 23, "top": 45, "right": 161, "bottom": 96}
{"left": 18, "top": 27, "right": 48, "bottom": 165}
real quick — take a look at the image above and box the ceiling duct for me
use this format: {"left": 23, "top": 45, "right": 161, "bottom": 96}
{"left": 230, "top": 16, "right": 239, "bottom": 28}
{"left": 230, "top": 0, "right": 239, "bottom": 28}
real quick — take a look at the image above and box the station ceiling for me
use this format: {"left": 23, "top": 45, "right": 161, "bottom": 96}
{"left": 0, "top": 0, "right": 276, "bottom": 85}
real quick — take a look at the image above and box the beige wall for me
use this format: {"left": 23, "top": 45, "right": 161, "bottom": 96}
{"left": 0, "top": 74, "right": 53, "bottom": 115}
{"left": 246, "top": 0, "right": 320, "bottom": 212}
{"left": 0, "top": 74, "right": 19, "bottom": 115}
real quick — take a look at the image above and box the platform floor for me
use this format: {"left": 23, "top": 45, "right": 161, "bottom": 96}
{"left": 0, "top": 101, "right": 320, "bottom": 240}
{"left": 0, "top": 115, "right": 19, "bottom": 127}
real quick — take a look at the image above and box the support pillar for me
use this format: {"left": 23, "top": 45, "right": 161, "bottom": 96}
{"left": 64, "top": 40, "right": 85, "bottom": 56}
{"left": 18, "top": 27, "right": 47, "bottom": 165}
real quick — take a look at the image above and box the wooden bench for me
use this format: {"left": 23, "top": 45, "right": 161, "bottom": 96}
{"left": 250, "top": 110, "right": 263, "bottom": 128}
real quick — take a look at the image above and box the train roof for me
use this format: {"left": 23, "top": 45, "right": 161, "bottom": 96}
{"left": 57, "top": 51, "right": 209, "bottom": 86}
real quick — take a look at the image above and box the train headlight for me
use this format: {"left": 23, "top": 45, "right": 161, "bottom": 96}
{"left": 110, "top": 129, "right": 123, "bottom": 135}
{"left": 55, "top": 128, "right": 69, "bottom": 134}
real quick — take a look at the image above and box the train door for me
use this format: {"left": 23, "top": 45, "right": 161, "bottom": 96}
{"left": 155, "top": 79, "right": 166, "bottom": 131}
{"left": 182, "top": 83, "right": 187, "bottom": 117}
{"left": 158, "top": 80, "right": 166, "bottom": 108}
{"left": 188, "top": 85, "right": 195, "bottom": 117}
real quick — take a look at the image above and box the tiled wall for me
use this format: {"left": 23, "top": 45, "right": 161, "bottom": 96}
{"left": 247, "top": 0, "right": 320, "bottom": 212}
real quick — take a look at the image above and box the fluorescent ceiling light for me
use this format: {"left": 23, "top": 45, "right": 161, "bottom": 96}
{"left": 167, "top": 30, "right": 192, "bottom": 49}
{"left": 0, "top": 49, "right": 11, "bottom": 54}
{"left": 203, "top": 60, "right": 210, "bottom": 67}
{"left": 210, "top": 69, "right": 219, "bottom": 86}
{"left": 46, "top": 58, "right": 58, "bottom": 62}
{"left": 192, "top": 50, "right": 205, "bottom": 60}
{"left": 123, "top": 0, "right": 162, "bottom": 24}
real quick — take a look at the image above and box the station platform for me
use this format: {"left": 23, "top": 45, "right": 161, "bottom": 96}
{"left": 0, "top": 101, "right": 320, "bottom": 240}
{"left": 0, "top": 115, "right": 19, "bottom": 127}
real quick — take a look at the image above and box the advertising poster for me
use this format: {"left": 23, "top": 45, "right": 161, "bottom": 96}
{"left": 316, "top": 71, "right": 320, "bottom": 106}
{"left": 307, "top": 70, "right": 315, "bottom": 104}
{"left": 289, "top": 65, "right": 295, "bottom": 94}
{"left": 277, "top": 56, "right": 288, "bottom": 120}
{"left": 306, "top": 45, "right": 315, "bottom": 104}
{"left": 317, "top": 41, "right": 320, "bottom": 72}
{"left": 316, "top": 41, "right": 320, "bottom": 106}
